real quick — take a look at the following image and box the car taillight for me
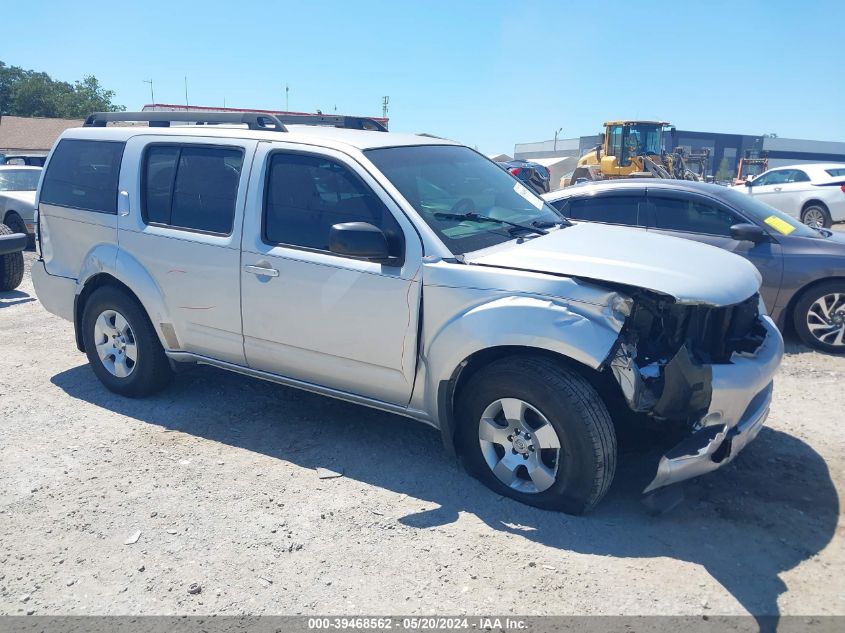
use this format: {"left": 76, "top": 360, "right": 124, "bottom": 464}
{"left": 509, "top": 167, "right": 522, "bottom": 176}
{"left": 841, "top": 185, "right": 845, "bottom": 193}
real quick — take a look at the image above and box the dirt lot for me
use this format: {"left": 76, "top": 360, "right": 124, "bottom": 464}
{"left": 1, "top": 251, "right": 843, "bottom": 618}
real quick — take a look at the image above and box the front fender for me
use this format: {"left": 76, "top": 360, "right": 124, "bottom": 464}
{"left": 421, "top": 293, "right": 624, "bottom": 433}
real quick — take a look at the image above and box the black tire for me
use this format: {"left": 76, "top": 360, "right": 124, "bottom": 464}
{"left": 801, "top": 203, "right": 832, "bottom": 229}
{"left": 793, "top": 280, "right": 845, "bottom": 354}
{"left": 81, "top": 286, "right": 174, "bottom": 397}
{"left": 0, "top": 223, "right": 24, "bottom": 291}
{"left": 456, "top": 356, "right": 617, "bottom": 514}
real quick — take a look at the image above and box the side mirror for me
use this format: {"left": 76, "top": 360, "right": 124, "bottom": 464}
{"left": 744, "top": 177, "right": 754, "bottom": 187}
{"left": 329, "top": 222, "right": 392, "bottom": 262}
{"left": 730, "top": 223, "right": 767, "bottom": 243}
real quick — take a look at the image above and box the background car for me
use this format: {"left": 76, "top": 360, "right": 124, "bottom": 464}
{"left": 0, "top": 154, "right": 47, "bottom": 167}
{"left": 543, "top": 179, "right": 845, "bottom": 353}
{"left": 0, "top": 165, "right": 42, "bottom": 247}
{"left": 734, "top": 163, "right": 845, "bottom": 228}
{"left": 497, "top": 159, "right": 551, "bottom": 194}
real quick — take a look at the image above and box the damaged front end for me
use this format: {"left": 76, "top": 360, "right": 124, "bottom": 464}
{"left": 607, "top": 290, "right": 783, "bottom": 494}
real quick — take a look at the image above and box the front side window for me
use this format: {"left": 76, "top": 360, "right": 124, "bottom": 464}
{"left": 263, "top": 152, "right": 402, "bottom": 255}
{"left": 0, "top": 169, "right": 41, "bottom": 191}
{"left": 40, "top": 139, "right": 125, "bottom": 213}
{"left": 142, "top": 145, "right": 243, "bottom": 234}
{"left": 652, "top": 197, "right": 737, "bottom": 237}
{"left": 365, "top": 145, "right": 566, "bottom": 254}
{"left": 607, "top": 126, "right": 623, "bottom": 157}
{"left": 558, "top": 195, "right": 642, "bottom": 226}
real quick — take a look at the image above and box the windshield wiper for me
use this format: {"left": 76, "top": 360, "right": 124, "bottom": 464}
{"left": 433, "top": 211, "right": 548, "bottom": 236}
{"left": 532, "top": 219, "right": 569, "bottom": 229}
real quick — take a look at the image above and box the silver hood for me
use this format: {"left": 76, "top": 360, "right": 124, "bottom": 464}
{"left": 466, "top": 223, "right": 761, "bottom": 307}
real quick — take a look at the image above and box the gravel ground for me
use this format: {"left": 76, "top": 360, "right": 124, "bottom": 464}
{"left": 1, "top": 251, "right": 842, "bottom": 617}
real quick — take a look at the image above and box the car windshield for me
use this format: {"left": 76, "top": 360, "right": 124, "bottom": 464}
{"left": 0, "top": 169, "right": 41, "bottom": 191}
{"left": 365, "top": 145, "right": 566, "bottom": 254}
{"left": 720, "top": 187, "right": 819, "bottom": 238}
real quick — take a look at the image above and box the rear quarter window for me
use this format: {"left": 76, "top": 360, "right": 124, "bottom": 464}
{"left": 40, "top": 139, "right": 125, "bottom": 214}
{"left": 826, "top": 168, "right": 845, "bottom": 177}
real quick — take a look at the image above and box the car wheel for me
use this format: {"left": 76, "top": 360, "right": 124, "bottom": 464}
{"left": 793, "top": 281, "right": 845, "bottom": 354}
{"left": 0, "top": 223, "right": 25, "bottom": 291}
{"left": 82, "top": 286, "right": 174, "bottom": 397}
{"left": 3, "top": 213, "right": 32, "bottom": 249}
{"left": 456, "top": 356, "right": 617, "bottom": 514}
{"left": 801, "top": 204, "right": 831, "bottom": 229}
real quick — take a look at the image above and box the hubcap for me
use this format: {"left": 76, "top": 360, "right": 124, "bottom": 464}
{"left": 93, "top": 309, "right": 137, "bottom": 377}
{"left": 478, "top": 398, "right": 561, "bottom": 494}
{"left": 806, "top": 293, "right": 845, "bottom": 347}
{"left": 803, "top": 208, "right": 825, "bottom": 228}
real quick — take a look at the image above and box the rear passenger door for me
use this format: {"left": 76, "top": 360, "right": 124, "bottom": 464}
{"left": 118, "top": 136, "right": 257, "bottom": 364}
{"left": 551, "top": 191, "right": 646, "bottom": 229}
{"left": 239, "top": 142, "right": 422, "bottom": 406}
{"left": 646, "top": 191, "right": 783, "bottom": 308}
{"left": 38, "top": 138, "right": 125, "bottom": 279}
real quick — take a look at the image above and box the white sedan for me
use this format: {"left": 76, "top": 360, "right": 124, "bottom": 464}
{"left": 733, "top": 162, "right": 845, "bottom": 227}
{"left": 0, "top": 165, "right": 42, "bottom": 245}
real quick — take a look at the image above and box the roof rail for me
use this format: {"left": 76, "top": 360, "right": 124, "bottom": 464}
{"left": 83, "top": 111, "right": 388, "bottom": 132}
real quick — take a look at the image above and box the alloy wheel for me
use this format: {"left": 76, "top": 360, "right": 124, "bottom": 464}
{"left": 93, "top": 309, "right": 138, "bottom": 377}
{"left": 802, "top": 207, "right": 826, "bottom": 228}
{"left": 806, "top": 293, "right": 845, "bottom": 347}
{"left": 478, "top": 397, "right": 561, "bottom": 494}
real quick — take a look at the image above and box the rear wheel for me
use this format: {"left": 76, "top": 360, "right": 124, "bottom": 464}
{"left": 3, "top": 213, "right": 31, "bottom": 249}
{"left": 793, "top": 281, "right": 845, "bottom": 354}
{"left": 0, "top": 223, "right": 24, "bottom": 291}
{"left": 456, "top": 356, "right": 616, "bottom": 514}
{"left": 801, "top": 203, "right": 831, "bottom": 229}
{"left": 82, "top": 286, "right": 173, "bottom": 396}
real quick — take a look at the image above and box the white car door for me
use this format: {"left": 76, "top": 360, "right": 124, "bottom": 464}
{"left": 118, "top": 135, "right": 257, "bottom": 364}
{"left": 240, "top": 142, "right": 422, "bottom": 406}
{"left": 747, "top": 169, "right": 808, "bottom": 219}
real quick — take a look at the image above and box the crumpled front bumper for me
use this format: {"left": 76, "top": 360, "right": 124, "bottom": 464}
{"left": 644, "top": 315, "right": 784, "bottom": 493}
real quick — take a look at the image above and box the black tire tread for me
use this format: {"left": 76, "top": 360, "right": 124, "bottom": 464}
{"left": 0, "top": 223, "right": 24, "bottom": 291}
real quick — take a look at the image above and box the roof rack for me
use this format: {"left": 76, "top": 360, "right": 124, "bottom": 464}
{"left": 83, "top": 111, "right": 387, "bottom": 132}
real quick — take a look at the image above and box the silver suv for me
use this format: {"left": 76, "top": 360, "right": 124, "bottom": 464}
{"left": 32, "top": 111, "right": 783, "bottom": 514}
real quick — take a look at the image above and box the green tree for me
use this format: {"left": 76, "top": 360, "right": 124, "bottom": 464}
{"left": 715, "top": 157, "right": 732, "bottom": 182}
{"left": 0, "top": 60, "right": 124, "bottom": 118}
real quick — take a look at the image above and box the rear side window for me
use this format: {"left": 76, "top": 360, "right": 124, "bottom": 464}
{"left": 142, "top": 145, "right": 243, "bottom": 235}
{"left": 826, "top": 168, "right": 845, "bottom": 177}
{"left": 559, "top": 195, "right": 642, "bottom": 226}
{"left": 652, "top": 197, "right": 737, "bottom": 236}
{"left": 263, "top": 152, "right": 402, "bottom": 255}
{"left": 40, "top": 139, "right": 125, "bottom": 214}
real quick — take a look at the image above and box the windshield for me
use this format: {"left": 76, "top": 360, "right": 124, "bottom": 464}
{"left": 366, "top": 145, "right": 566, "bottom": 254}
{"left": 720, "top": 187, "right": 818, "bottom": 238}
{"left": 0, "top": 169, "right": 41, "bottom": 191}
{"left": 625, "top": 123, "right": 663, "bottom": 155}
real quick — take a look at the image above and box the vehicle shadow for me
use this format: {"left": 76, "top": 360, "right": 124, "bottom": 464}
{"left": 52, "top": 363, "right": 839, "bottom": 624}
{"left": 0, "top": 289, "right": 35, "bottom": 308}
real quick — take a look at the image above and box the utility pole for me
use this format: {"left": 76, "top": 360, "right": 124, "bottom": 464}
{"left": 553, "top": 127, "right": 563, "bottom": 152}
{"left": 382, "top": 96, "right": 389, "bottom": 119}
{"left": 184, "top": 76, "right": 189, "bottom": 106}
{"left": 285, "top": 84, "right": 290, "bottom": 112}
{"left": 143, "top": 79, "right": 155, "bottom": 105}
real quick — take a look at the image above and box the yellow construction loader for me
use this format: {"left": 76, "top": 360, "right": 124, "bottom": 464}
{"left": 564, "top": 120, "right": 707, "bottom": 187}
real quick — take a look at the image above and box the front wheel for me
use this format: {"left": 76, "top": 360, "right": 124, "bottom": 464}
{"left": 793, "top": 281, "right": 845, "bottom": 353}
{"left": 82, "top": 286, "right": 174, "bottom": 396}
{"left": 0, "top": 223, "right": 24, "bottom": 291}
{"left": 456, "top": 356, "right": 617, "bottom": 514}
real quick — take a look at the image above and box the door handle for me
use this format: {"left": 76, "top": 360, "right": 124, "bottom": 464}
{"left": 773, "top": 187, "right": 782, "bottom": 191}
{"left": 244, "top": 264, "right": 279, "bottom": 277}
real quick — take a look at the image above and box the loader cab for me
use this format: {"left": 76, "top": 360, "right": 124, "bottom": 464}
{"left": 602, "top": 121, "right": 669, "bottom": 171}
